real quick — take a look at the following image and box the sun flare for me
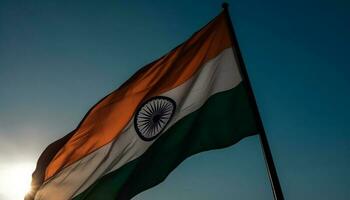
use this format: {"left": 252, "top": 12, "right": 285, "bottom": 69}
{"left": 0, "top": 162, "right": 35, "bottom": 200}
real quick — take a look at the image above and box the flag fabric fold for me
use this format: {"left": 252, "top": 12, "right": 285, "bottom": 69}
{"left": 26, "top": 11, "right": 259, "bottom": 200}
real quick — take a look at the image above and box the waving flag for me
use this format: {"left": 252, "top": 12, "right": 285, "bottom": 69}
{"left": 26, "top": 11, "right": 259, "bottom": 200}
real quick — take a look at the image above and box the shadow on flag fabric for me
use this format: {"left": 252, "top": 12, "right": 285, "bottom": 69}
{"left": 26, "top": 11, "right": 259, "bottom": 200}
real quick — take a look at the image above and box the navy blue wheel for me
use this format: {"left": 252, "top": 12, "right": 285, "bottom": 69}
{"left": 134, "top": 96, "right": 176, "bottom": 141}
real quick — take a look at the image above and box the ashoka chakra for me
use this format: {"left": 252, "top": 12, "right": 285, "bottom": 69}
{"left": 134, "top": 96, "right": 176, "bottom": 141}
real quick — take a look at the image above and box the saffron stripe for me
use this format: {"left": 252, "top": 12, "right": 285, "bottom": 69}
{"left": 44, "top": 12, "right": 232, "bottom": 180}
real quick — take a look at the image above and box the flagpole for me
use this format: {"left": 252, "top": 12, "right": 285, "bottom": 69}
{"left": 221, "top": 3, "right": 285, "bottom": 200}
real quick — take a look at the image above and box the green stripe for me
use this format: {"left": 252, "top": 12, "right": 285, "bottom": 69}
{"left": 73, "top": 83, "right": 259, "bottom": 200}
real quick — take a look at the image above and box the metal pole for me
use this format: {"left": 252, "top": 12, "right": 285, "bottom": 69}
{"left": 221, "top": 3, "right": 285, "bottom": 200}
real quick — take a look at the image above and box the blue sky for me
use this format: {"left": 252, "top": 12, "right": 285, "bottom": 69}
{"left": 0, "top": 0, "right": 349, "bottom": 199}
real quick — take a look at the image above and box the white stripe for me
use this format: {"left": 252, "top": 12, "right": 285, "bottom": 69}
{"left": 35, "top": 48, "right": 242, "bottom": 200}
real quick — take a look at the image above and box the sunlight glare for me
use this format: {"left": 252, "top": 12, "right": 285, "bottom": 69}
{"left": 0, "top": 162, "right": 35, "bottom": 200}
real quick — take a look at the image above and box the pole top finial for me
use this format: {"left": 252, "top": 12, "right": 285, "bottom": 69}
{"left": 222, "top": 2, "right": 229, "bottom": 10}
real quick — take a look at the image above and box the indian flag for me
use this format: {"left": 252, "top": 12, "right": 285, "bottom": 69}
{"left": 26, "top": 11, "right": 259, "bottom": 200}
